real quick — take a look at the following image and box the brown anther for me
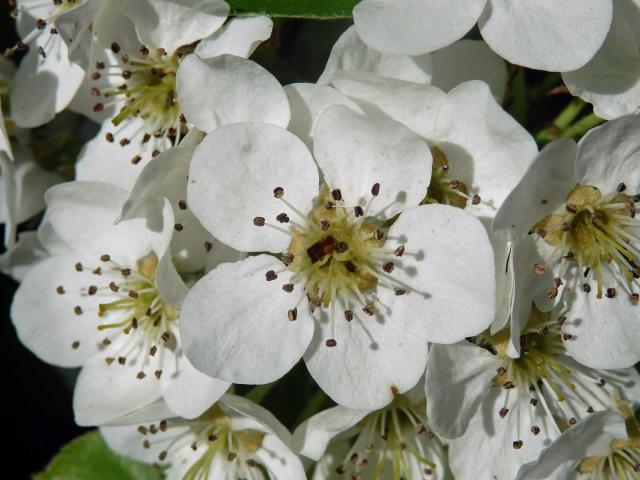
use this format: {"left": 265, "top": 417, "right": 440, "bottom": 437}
{"left": 415, "top": 423, "right": 426, "bottom": 434}
{"left": 281, "top": 252, "right": 294, "bottom": 265}
{"left": 161, "top": 331, "right": 172, "bottom": 342}
{"left": 394, "top": 245, "right": 405, "bottom": 257}
{"left": 336, "top": 241, "right": 348, "bottom": 252}
{"left": 325, "top": 201, "right": 334, "bottom": 210}
{"left": 499, "top": 407, "right": 509, "bottom": 418}
{"left": 530, "top": 398, "right": 538, "bottom": 406}
{"left": 154, "top": 370, "right": 162, "bottom": 379}
{"left": 158, "top": 451, "right": 167, "bottom": 461}
{"left": 562, "top": 334, "right": 573, "bottom": 341}
{"left": 362, "top": 304, "right": 375, "bottom": 316}
{"left": 282, "top": 283, "right": 294, "bottom": 293}
{"left": 557, "top": 315, "right": 567, "bottom": 325}
{"left": 49, "top": 27, "right": 58, "bottom": 34}
{"left": 606, "top": 288, "right": 617, "bottom": 298}
{"left": 91, "top": 71, "right": 101, "bottom": 80}
{"left": 142, "top": 133, "right": 151, "bottom": 143}
{"left": 265, "top": 270, "right": 277, "bottom": 281}
{"left": 227, "top": 452, "right": 237, "bottom": 461}
{"left": 394, "top": 288, "right": 406, "bottom": 296}
{"left": 149, "top": 346, "right": 157, "bottom": 356}
{"left": 598, "top": 378, "right": 607, "bottom": 387}
{"left": 561, "top": 222, "right": 571, "bottom": 232}
{"left": 117, "top": 356, "right": 126, "bottom": 365}
{"left": 174, "top": 223, "right": 183, "bottom": 232}
{"left": 273, "top": 187, "right": 284, "bottom": 198}
{"left": 371, "top": 183, "right": 380, "bottom": 196}
{"left": 136, "top": 371, "right": 146, "bottom": 379}
{"left": 320, "top": 220, "right": 331, "bottom": 231}
{"left": 536, "top": 228, "right": 547, "bottom": 238}
{"left": 326, "top": 339, "right": 337, "bottom": 347}
{"left": 631, "top": 293, "right": 640, "bottom": 303}
{"left": 617, "top": 182, "right": 627, "bottom": 193}
{"left": 120, "top": 138, "right": 131, "bottom": 147}
{"left": 109, "top": 282, "right": 119, "bottom": 292}
{"left": 105, "top": 132, "right": 114, "bottom": 143}
{"left": 547, "top": 287, "right": 558, "bottom": 299}
{"left": 554, "top": 277, "right": 563, "bottom": 288}
{"left": 382, "top": 261, "right": 394, "bottom": 273}
{"left": 503, "top": 381, "right": 515, "bottom": 389}
{"left": 565, "top": 204, "right": 577, "bottom": 214}
{"left": 253, "top": 216, "right": 265, "bottom": 226}
{"left": 75, "top": 262, "right": 83, "bottom": 271}
{"left": 105, "top": 357, "right": 115, "bottom": 365}
{"left": 100, "top": 254, "right": 111, "bottom": 262}
{"left": 344, "top": 310, "right": 354, "bottom": 321}
{"left": 139, "top": 45, "right": 149, "bottom": 56}
{"left": 531, "top": 426, "right": 540, "bottom": 435}
{"left": 538, "top": 325, "right": 549, "bottom": 336}
{"left": 276, "top": 213, "right": 290, "bottom": 223}
{"left": 122, "top": 70, "right": 132, "bottom": 79}
{"left": 497, "top": 367, "right": 507, "bottom": 376}
{"left": 587, "top": 406, "right": 595, "bottom": 413}
{"left": 143, "top": 440, "right": 150, "bottom": 449}
{"left": 247, "top": 459, "right": 258, "bottom": 468}
{"left": 102, "top": 338, "right": 111, "bottom": 346}
{"left": 336, "top": 465, "right": 347, "bottom": 474}
{"left": 56, "top": 286, "right": 65, "bottom": 294}
{"left": 36, "top": 18, "right": 46, "bottom": 29}
{"left": 569, "top": 417, "right": 577, "bottom": 425}
{"left": 354, "top": 205, "right": 364, "bottom": 217}
{"left": 472, "top": 194, "right": 481, "bottom": 205}
{"left": 71, "top": 341, "right": 80, "bottom": 349}
{"left": 288, "top": 308, "right": 297, "bottom": 321}
{"left": 513, "top": 440, "right": 523, "bottom": 449}
{"left": 137, "top": 426, "right": 148, "bottom": 435}
{"left": 208, "top": 434, "right": 217, "bottom": 441}
{"left": 390, "top": 385, "right": 399, "bottom": 395}
{"left": 131, "top": 155, "right": 142, "bottom": 165}
{"left": 345, "top": 261, "right": 357, "bottom": 273}
{"left": 92, "top": 267, "right": 102, "bottom": 275}
{"left": 149, "top": 424, "right": 158, "bottom": 435}
{"left": 90, "top": 87, "right": 100, "bottom": 96}
{"left": 74, "top": 306, "right": 83, "bottom": 315}
{"left": 110, "top": 42, "right": 120, "bottom": 53}
{"left": 331, "top": 189, "right": 342, "bottom": 201}
{"left": 375, "top": 229, "right": 384, "bottom": 240}
{"left": 204, "top": 241, "right": 213, "bottom": 252}
{"left": 129, "top": 290, "right": 139, "bottom": 299}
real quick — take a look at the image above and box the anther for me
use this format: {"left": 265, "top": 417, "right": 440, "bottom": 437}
{"left": 288, "top": 308, "right": 297, "bottom": 321}
{"left": 617, "top": 182, "right": 627, "bottom": 193}
{"left": 109, "top": 282, "right": 119, "bottom": 292}
{"left": 569, "top": 417, "right": 577, "bottom": 425}
{"left": 137, "top": 371, "right": 146, "bottom": 379}
{"left": 336, "top": 241, "right": 348, "bottom": 252}
{"left": 265, "top": 270, "right": 277, "bottom": 281}
{"left": 497, "top": 367, "right": 506, "bottom": 376}
{"left": 93, "top": 103, "right": 104, "bottom": 113}
{"left": 606, "top": 288, "right": 617, "bottom": 298}
{"left": 276, "top": 213, "right": 290, "bottom": 223}
{"left": 472, "top": 194, "right": 481, "bottom": 205}
{"left": 587, "top": 406, "right": 595, "bottom": 413}
{"left": 562, "top": 334, "right": 573, "bottom": 341}
{"left": 565, "top": 204, "right": 577, "bottom": 214}
{"left": 583, "top": 283, "right": 591, "bottom": 293}
{"left": 105, "top": 133, "right": 114, "bottom": 143}
{"left": 320, "top": 220, "right": 331, "bottom": 231}
{"left": 394, "top": 245, "right": 405, "bottom": 257}
{"left": 326, "top": 339, "right": 337, "bottom": 347}
{"left": 118, "top": 357, "right": 126, "bottom": 365}
{"left": 174, "top": 223, "right": 183, "bottom": 231}
{"left": 154, "top": 370, "right": 162, "bottom": 379}
{"left": 36, "top": 18, "right": 46, "bottom": 29}
{"left": 227, "top": 452, "right": 237, "bottom": 461}
{"left": 499, "top": 407, "right": 508, "bottom": 418}
{"left": 449, "top": 179, "right": 460, "bottom": 189}
{"left": 120, "top": 138, "right": 131, "bottom": 147}
{"left": 531, "top": 426, "right": 540, "bottom": 435}
{"left": 345, "top": 261, "right": 357, "bottom": 273}
{"left": 530, "top": 398, "right": 538, "bottom": 406}
{"left": 394, "top": 288, "right": 406, "bottom": 296}
{"left": 143, "top": 440, "right": 150, "bottom": 449}
{"left": 208, "top": 434, "right": 217, "bottom": 441}
{"left": 331, "top": 189, "right": 342, "bottom": 201}
{"left": 354, "top": 206, "right": 364, "bottom": 217}
{"left": 74, "top": 306, "right": 83, "bottom": 315}
{"left": 110, "top": 42, "right": 120, "bottom": 53}
{"left": 362, "top": 304, "right": 375, "bottom": 316}
{"left": 100, "top": 254, "right": 111, "bottom": 262}
{"left": 513, "top": 440, "right": 523, "bottom": 449}
{"left": 137, "top": 426, "right": 148, "bottom": 435}
{"left": 71, "top": 341, "right": 80, "bottom": 349}
{"left": 128, "top": 290, "right": 139, "bottom": 299}
{"left": 371, "top": 183, "right": 380, "bottom": 196}
{"left": 557, "top": 315, "right": 567, "bottom": 325}
{"left": 102, "top": 338, "right": 111, "bottom": 346}
{"left": 56, "top": 286, "right": 65, "bottom": 294}
{"left": 121, "top": 268, "right": 131, "bottom": 277}
{"left": 75, "top": 262, "right": 83, "bottom": 271}
{"left": 178, "top": 200, "right": 187, "bottom": 210}
{"left": 131, "top": 155, "right": 141, "bottom": 165}
{"left": 139, "top": 45, "right": 149, "bottom": 56}
{"left": 547, "top": 287, "right": 558, "bottom": 299}
{"left": 253, "top": 217, "right": 265, "bottom": 226}
{"left": 204, "top": 241, "right": 213, "bottom": 252}
{"left": 282, "top": 252, "right": 294, "bottom": 265}
{"left": 273, "top": 187, "right": 284, "bottom": 198}
{"left": 382, "top": 261, "right": 394, "bottom": 273}
{"left": 344, "top": 310, "right": 353, "bottom": 321}
{"left": 158, "top": 451, "right": 167, "bottom": 461}
{"left": 503, "top": 381, "right": 515, "bottom": 389}
{"left": 149, "top": 346, "right": 157, "bottom": 356}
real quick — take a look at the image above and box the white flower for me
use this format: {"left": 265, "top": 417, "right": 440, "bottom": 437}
{"left": 319, "top": 25, "right": 507, "bottom": 103}
{"left": 425, "top": 307, "right": 640, "bottom": 480}
{"left": 180, "top": 105, "right": 496, "bottom": 410}
{"left": 493, "top": 115, "right": 640, "bottom": 369}
{"left": 352, "top": 0, "right": 614, "bottom": 71}
{"left": 517, "top": 407, "right": 640, "bottom": 480}
{"left": 73, "top": 0, "right": 282, "bottom": 190}
{"left": 11, "top": 180, "right": 231, "bottom": 425}
{"left": 563, "top": 0, "right": 640, "bottom": 120}
{"left": 293, "top": 384, "right": 450, "bottom": 479}
{"left": 101, "top": 394, "right": 306, "bottom": 480}
{"left": 7, "top": 0, "right": 93, "bottom": 127}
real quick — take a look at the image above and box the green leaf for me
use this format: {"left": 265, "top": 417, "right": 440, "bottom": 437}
{"left": 228, "top": 0, "right": 359, "bottom": 18}
{"left": 35, "top": 431, "right": 161, "bottom": 480}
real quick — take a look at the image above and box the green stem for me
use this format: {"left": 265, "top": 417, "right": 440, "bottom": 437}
{"left": 245, "top": 383, "right": 277, "bottom": 404}
{"left": 562, "top": 113, "right": 604, "bottom": 140}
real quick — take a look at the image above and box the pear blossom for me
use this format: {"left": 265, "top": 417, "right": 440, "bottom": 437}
{"left": 517, "top": 407, "right": 640, "bottom": 480}
{"left": 293, "top": 384, "right": 450, "bottom": 479}
{"left": 180, "top": 104, "right": 496, "bottom": 411}
{"left": 352, "top": 0, "right": 613, "bottom": 71}
{"left": 318, "top": 25, "right": 507, "bottom": 102}
{"left": 563, "top": 0, "right": 640, "bottom": 120}
{"left": 102, "top": 394, "right": 306, "bottom": 480}
{"left": 73, "top": 0, "right": 282, "bottom": 190}
{"left": 11, "top": 180, "right": 232, "bottom": 425}
{"left": 493, "top": 115, "right": 640, "bottom": 369}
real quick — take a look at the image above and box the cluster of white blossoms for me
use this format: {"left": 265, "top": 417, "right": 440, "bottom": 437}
{"left": 3, "top": 0, "right": 640, "bottom": 479}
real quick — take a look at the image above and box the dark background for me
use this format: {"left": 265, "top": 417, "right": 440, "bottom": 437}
{"left": 0, "top": 1, "right": 578, "bottom": 478}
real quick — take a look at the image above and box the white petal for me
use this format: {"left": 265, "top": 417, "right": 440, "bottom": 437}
{"left": 386, "top": 204, "right": 496, "bottom": 344}
{"left": 125, "top": 0, "right": 229, "bottom": 55}
{"left": 73, "top": 351, "right": 164, "bottom": 426}
{"left": 255, "top": 434, "right": 307, "bottom": 480}
{"left": 44, "top": 181, "right": 150, "bottom": 265}
{"left": 284, "top": 83, "right": 363, "bottom": 150}
{"left": 304, "top": 292, "right": 430, "bottom": 410}
{"left": 449, "top": 391, "right": 555, "bottom": 480}
{"left": 0, "top": 103, "right": 12, "bottom": 160}
{"left": 11, "top": 253, "right": 111, "bottom": 367}
{"left": 575, "top": 114, "right": 640, "bottom": 194}
{"left": 317, "top": 26, "right": 433, "bottom": 85}
{"left": 430, "top": 40, "right": 507, "bottom": 102}
{"left": 10, "top": 34, "right": 85, "bottom": 128}
{"left": 181, "top": 255, "right": 315, "bottom": 384}
{"left": 479, "top": 0, "right": 613, "bottom": 71}
{"left": 562, "top": 0, "right": 640, "bottom": 120}
{"left": 75, "top": 118, "right": 172, "bottom": 191}
{"left": 292, "top": 406, "right": 369, "bottom": 460}
{"left": 160, "top": 350, "right": 229, "bottom": 419}
{"left": 188, "top": 122, "right": 318, "bottom": 253}
{"left": 177, "top": 54, "right": 290, "bottom": 133}
{"left": 195, "top": 16, "right": 273, "bottom": 59}
{"left": 563, "top": 269, "right": 640, "bottom": 368}
{"left": 330, "top": 70, "right": 453, "bottom": 140}
{"left": 0, "top": 231, "right": 49, "bottom": 282}
{"left": 313, "top": 105, "right": 431, "bottom": 220}
{"left": 442, "top": 80, "right": 537, "bottom": 217}
{"left": 53, "top": 0, "right": 98, "bottom": 70}
{"left": 93, "top": 0, "right": 142, "bottom": 55}
{"left": 353, "top": 0, "right": 487, "bottom": 55}
{"left": 221, "top": 394, "right": 294, "bottom": 444}
{"left": 426, "top": 342, "right": 502, "bottom": 438}
{"left": 492, "top": 139, "right": 578, "bottom": 241}
{"left": 517, "top": 411, "right": 627, "bottom": 480}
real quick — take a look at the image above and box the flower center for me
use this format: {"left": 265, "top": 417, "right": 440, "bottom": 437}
{"left": 422, "top": 147, "right": 480, "bottom": 208}
{"left": 138, "top": 406, "right": 268, "bottom": 480}
{"left": 335, "top": 395, "right": 445, "bottom": 479}
{"left": 95, "top": 49, "right": 182, "bottom": 137}
{"left": 578, "top": 440, "right": 640, "bottom": 478}
{"left": 532, "top": 183, "right": 639, "bottom": 299}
